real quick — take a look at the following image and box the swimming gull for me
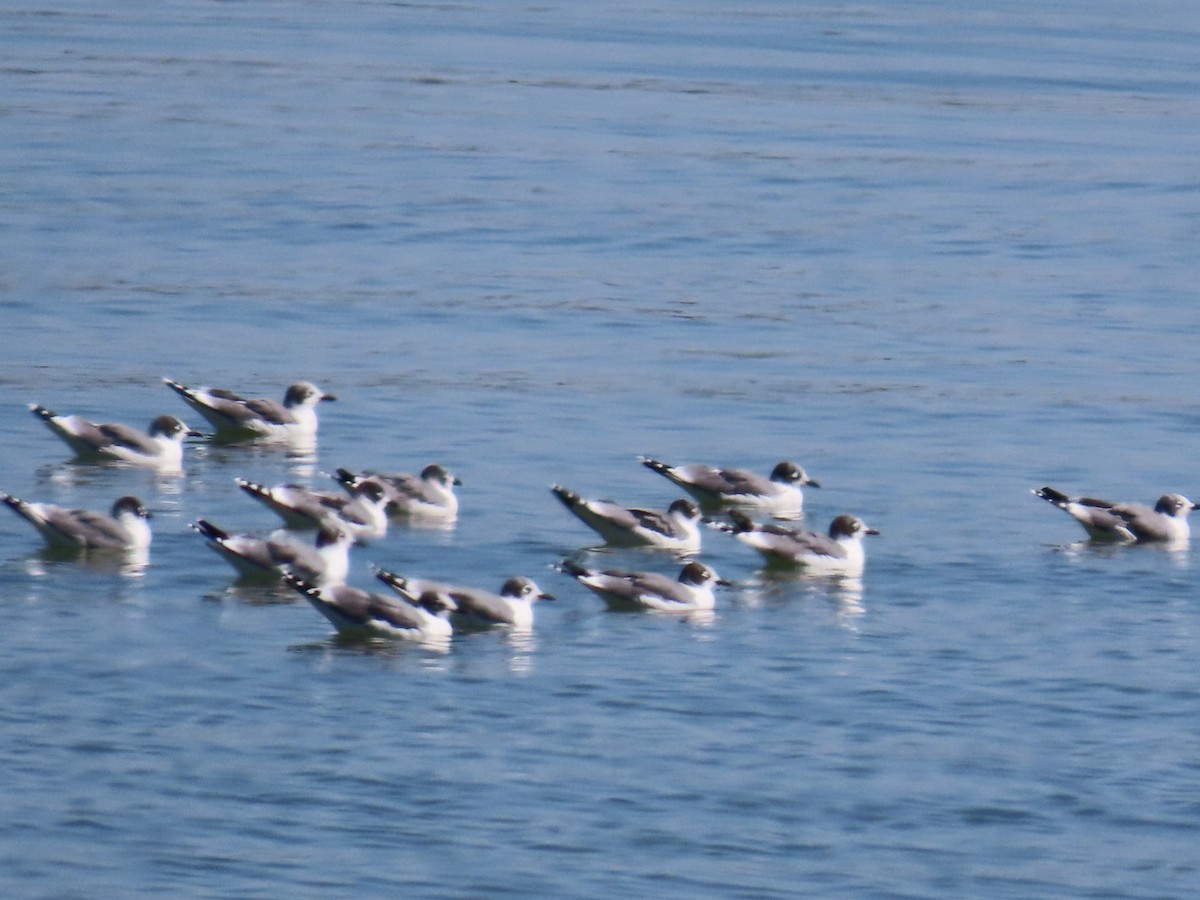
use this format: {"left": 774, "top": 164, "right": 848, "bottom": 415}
{"left": 714, "top": 510, "right": 878, "bottom": 575}
{"left": 29, "top": 404, "right": 199, "bottom": 470}
{"left": 190, "top": 519, "right": 352, "bottom": 585}
{"left": 332, "top": 464, "right": 461, "bottom": 519}
{"left": 639, "top": 456, "right": 818, "bottom": 517}
{"left": 164, "top": 378, "right": 334, "bottom": 441}
{"left": 550, "top": 484, "right": 702, "bottom": 551}
{"left": 284, "top": 574, "right": 453, "bottom": 643}
{"left": 558, "top": 559, "right": 727, "bottom": 612}
{"left": 1, "top": 494, "right": 152, "bottom": 551}
{"left": 374, "top": 567, "right": 555, "bottom": 630}
{"left": 236, "top": 477, "right": 389, "bottom": 543}
{"left": 1033, "top": 486, "right": 1196, "bottom": 546}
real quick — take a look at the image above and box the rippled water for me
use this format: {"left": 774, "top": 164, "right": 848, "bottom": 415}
{"left": 3, "top": 2, "right": 1200, "bottom": 897}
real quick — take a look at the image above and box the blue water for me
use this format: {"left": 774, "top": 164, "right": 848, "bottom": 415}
{"left": 3, "top": 2, "right": 1200, "bottom": 896}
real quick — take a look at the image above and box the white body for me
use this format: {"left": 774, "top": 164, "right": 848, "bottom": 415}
{"left": 334, "top": 465, "right": 460, "bottom": 520}
{"left": 2, "top": 494, "right": 153, "bottom": 552}
{"left": 374, "top": 568, "right": 553, "bottom": 631}
{"left": 286, "top": 577, "right": 452, "bottom": 644}
{"left": 164, "top": 378, "right": 334, "bottom": 442}
{"left": 551, "top": 485, "right": 702, "bottom": 551}
{"left": 562, "top": 561, "right": 724, "bottom": 613}
{"left": 192, "top": 520, "right": 351, "bottom": 585}
{"left": 639, "top": 457, "right": 816, "bottom": 519}
{"left": 237, "top": 478, "right": 389, "bottom": 543}
{"left": 1034, "top": 487, "right": 1195, "bottom": 547}
{"left": 31, "top": 405, "right": 195, "bottom": 472}
{"left": 721, "top": 513, "right": 878, "bottom": 576}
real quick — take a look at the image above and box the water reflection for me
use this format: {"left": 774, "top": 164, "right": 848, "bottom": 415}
{"left": 289, "top": 633, "right": 452, "bottom": 658}
{"left": 202, "top": 582, "right": 298, "bottom": 605}
{"left": 22, "top": 545, "right": 149, "bottom": 579}
{"left": 1056, "top": 539, "right": 1191, "bottom": 569}
{"left": 501, "top": 627, "right": 537, "bottom": 674}
{"left": 734, "top": 570, "right": 866, "bottom": 630}
{"left": 37, "top": 460, "right": 186, "bottom": 495}
{"left": 191, "top": 436, "right": 318, "bottom": 480}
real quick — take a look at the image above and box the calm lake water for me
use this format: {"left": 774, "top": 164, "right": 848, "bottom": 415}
{"left": 3, "top": 2, "right": 1200, "bottom": 897}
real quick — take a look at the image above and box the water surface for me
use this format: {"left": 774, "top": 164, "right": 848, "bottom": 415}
{"left": 2, "top": 2, "right": 1199, "bottom": 897}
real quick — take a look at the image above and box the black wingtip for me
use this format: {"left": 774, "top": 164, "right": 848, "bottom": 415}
{"left": 1033, "top": 486, "right": 1069, "bottom": 506}
{"left": 556, "top": 558, "right": 590, "bottom": 579}
{"left": 235, "top": 478, "right": 268, "bottom": 496}
{"left": 282, "top": 572, "right": 317, "bottom": 596}
{"left": 549, "top": 484, "right": 579, "bottom": 507}
{"left": 373, "top": 567, "right": 403, "bottom": 589}
{"left": 638, "top": 456, "right": 669, "bottom": 474}
{"left": 191, "top": 519, "right": 229, "bottom": 541}
{"left": 728, "top": 510, "right": 757, "bottom": 532}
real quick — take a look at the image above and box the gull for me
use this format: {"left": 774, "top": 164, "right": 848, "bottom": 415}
{"left": 374, "top": 567, "right": 555, "bottom": 630}
{"left": 29, "top": 404, "right": 200, "bottom": 470}
{"left": 557, "top": 559, "right": 727, "bottom": 612}
{"left": 190, "top": 519, "right": 352, "bottom": 585}
{"left": 332, "top": 464, "right": 461, "bottom": 519}
{"left": 163, "top": 378, "right": 335, "bottom": 441}
{"left": 639, "top": 456, "right": 818, "bottom": 517}
{"left": 284, "top": 574, "right": 453, "bottom": 643}
{"left": 1033, "top": 486, "right": 1197, "bottom": 546}
{"left": 236, "top": 477, "right": 389, "bottom": 542}
{"left": 1, "top": 493, "right": 152, "bottom": 551}
{"left": 713, "top": 511, "right": 879, "bottom": 575}
{"left": 550, "top": 484, "right": 702, "bottom": 551}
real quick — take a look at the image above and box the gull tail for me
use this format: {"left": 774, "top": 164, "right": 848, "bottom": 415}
{"left": 1032, "top": 486, "right": 1071, "bottom": 509}
{"left": 550, "top": 484, "right": 583, "bottom": 509}
{"left": 556, "top": 558, "right": 592, "bottom": 580}
{"left": 235, "top": 477, "right": 272, "bottom": 500}
{"left": 190, "top": 519, "right": 230, "bottom": 542}
{"left": 1, "top": 493, "right": 35, "bottom": 524}
{"left": 638, "top": 456, "right": 673, "bottom": 478}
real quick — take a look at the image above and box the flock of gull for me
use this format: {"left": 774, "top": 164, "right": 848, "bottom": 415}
{"left": 3, "top": 378, "right": 1196, "bottom": 645}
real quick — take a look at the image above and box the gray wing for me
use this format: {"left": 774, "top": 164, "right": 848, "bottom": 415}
{"left": 586, "top": 500, "right": 642, "bottom": 529}
{"left": 316, "top": 493, "right": 374, "bottom": 525}
{"left": 270, "top": 487, "right": 340, "bottom": 522}
{"left": 674, "top": 464, "right": 739, "bottom": 493}
{"left": 363, "top": 593, "right": 429, "bottom": 630}
{"left": 193, "top": 392, "right": 262, "bottom": 426}
{"left": 61, "top": 417, "right": 118, "bottom": 450}
{"left": 318, "top": 585, "right": 427, "bottom": 630}
{"left": 713, "top": 467, "right": 772, "bottom": 495}
{"left": 242, "top": 398, "right": 297, "bottom": 426}
{"left": 97, "top": 422, "right": 157, "bottom": 455}
{"left": 630, "top": 571, "right": 696, "bottom": 602}
{"left": 587, "top": 569, "right": 687, "bottom": 603}
{"left": 750, "top": 528, "right": 847, "bottom": 560}
{"left": 553, "top": 488, "right": 642, "bottom": 533}
{"left": 218, "top": 534, "right": 285, "bottom": 572}
{"left": 1074, "top": 505, "right": 1130, "bottom": 534}
{"left": 264, "top": 533, "right": 319, "bottom": 569}
{"left": 378, "top": 472, "right": 427, "bottom": 499}
{"left": 447, "top": 586, "right": 516, "bottom": 624}
{"left": 677, "top": 465, "right": 768, "bottom": 497}
{"left": 1111, "top": 503, "right": 1171, "bottom": 541}
{"left": 45, "top": 508, "right": 130, "bottom": 548}
{"left": 629, "top": 507, "right": 681, "bottom": 537}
